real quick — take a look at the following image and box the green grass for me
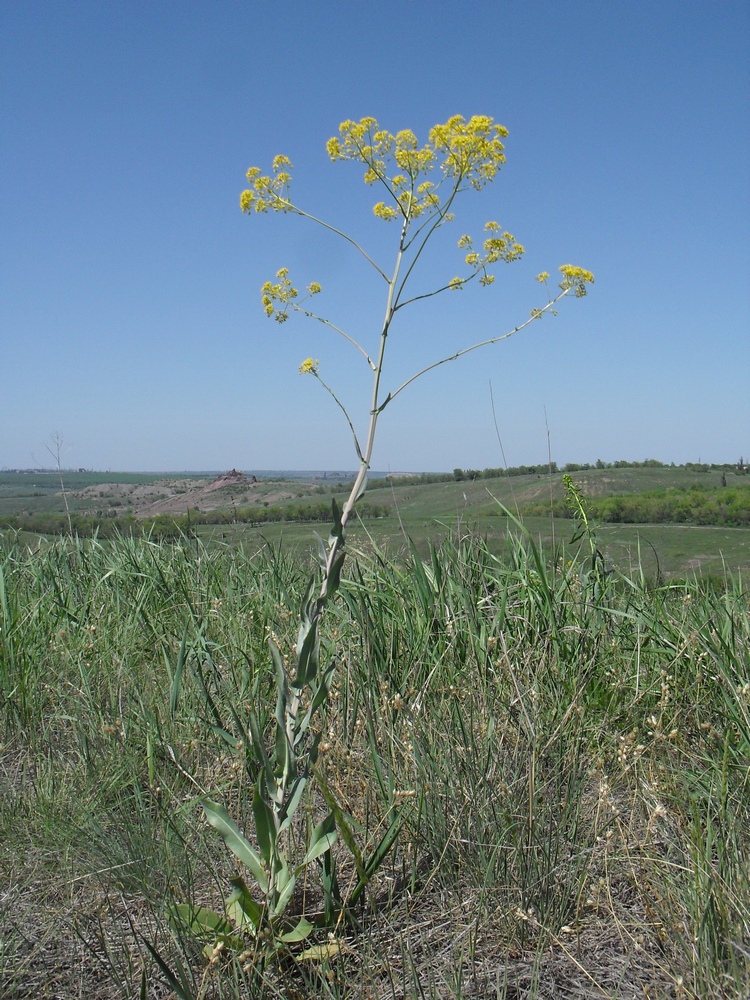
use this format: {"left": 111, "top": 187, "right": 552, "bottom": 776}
{"left": 1, "top": 522, "right": 748, "bottom": 998}
{"left": 195, "top": 514, "right": 750, "bottom": 581}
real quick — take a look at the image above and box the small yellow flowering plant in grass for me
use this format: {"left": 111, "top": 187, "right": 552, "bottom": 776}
{"left": 184, "top": 115, "right": 593, "bottom": 970}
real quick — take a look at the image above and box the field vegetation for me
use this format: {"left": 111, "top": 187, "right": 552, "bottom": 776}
{"left": 1, "top": 512, "right": 748, "bottom": 998}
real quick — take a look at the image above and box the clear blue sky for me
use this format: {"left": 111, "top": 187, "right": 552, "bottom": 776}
{"left": 2, "top": 0, "right": 748, "bottom": 473}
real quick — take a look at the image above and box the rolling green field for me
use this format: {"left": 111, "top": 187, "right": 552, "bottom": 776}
{"left": 2, "top": 466, "right": 749, "bottom": 580}
{"left": 198, "top": 517, "right": 750, "bottom": 583}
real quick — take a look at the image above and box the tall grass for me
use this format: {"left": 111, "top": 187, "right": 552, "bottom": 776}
{"left": 1, "top": 527, "right": 748, "bottom": 998}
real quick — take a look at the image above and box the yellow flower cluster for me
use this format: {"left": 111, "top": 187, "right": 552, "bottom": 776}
{"left": 429, "top": 115, "right": 509, "bottom": 190}
{"left": 260, "top": 267, "right": 299, "bottom": 322}
{"left": 325, "top": 115, "right": 510, "bottom": 222}
{"left": 240, "top": 155, "right": 294, "bottom": 214}
{"left": 558, "top": 265, "right": 595, "bottom": 297}
{"left": 483, "top": 231, "right": 525, "bottom": 264}
{"left": 455, "top": 221, "right": 525, "bottom": 287}
{"left": 373, "top": 202, "right": 398, "bottom": 221}
{"left": 392, "top": 128, "right": 437, "bottom": 178}
{"left": 240, "top": 116, "right": 513, "bottom": 228}
{"left": 298, "top": 358, "right": 319, "bottom": 375}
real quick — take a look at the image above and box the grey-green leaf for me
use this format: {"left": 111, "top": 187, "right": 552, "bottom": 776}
{"left": 203, "top": 798, "right": 268, "bottom": 892}
{"left": 252, "top": 774, "right": 277, "bottom": 867}
{"left": 302, "top": 812, "right": 337, "bottom": 865}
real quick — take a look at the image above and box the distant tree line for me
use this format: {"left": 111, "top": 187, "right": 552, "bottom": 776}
{"left": 0, "top": 500, "right": 390, "bottom": 541}
{"left": 363, "top": 458, "right": 747, "bottom": 488}
{"left": 523, "top": 484, "right": 750, "bottom": 527}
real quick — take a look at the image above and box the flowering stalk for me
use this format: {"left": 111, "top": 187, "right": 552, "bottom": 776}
{"left": 190, "top": 117, "right": 593, "bottom": 960}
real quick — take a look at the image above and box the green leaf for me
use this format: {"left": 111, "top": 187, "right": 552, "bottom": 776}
{"left": 297, "top": 940, "right": 341, "bottom": 961}
{"left": 247, "top": 702, "right": 274, "bottom": 796}
{"left": 210, "top": 724, "right": 240, "bottom": 747}
{"left": 302, "top": 812, "right": 337, "bottom": 865}
{"left": 226, "top": 876, "right": 263, "bottom": 932}
{"left": 320, "top": 848, "right": 340, "bottom": 919}
{"left": 329, "top": 497, "right": 343, "bottom": 545}
{"left": 317, "top": 774, "right": 366, "bottom": 882}
{"left": 252, "top": 774, "right": 277, "bottom": 867}
{"left": 274, "top": 721, "right": 293, "bottom": 785}
{"left": 278, "top": 774, "right": 307, "bottom": 834}
{"left": 140, "top": 936, "right": 195, "bottom": 1000}
{"left": 279, "top": 916, "right": 314, "bottom": 944}
{"left": 203, "top": 798, "right": 268, "bottom": 892}
{"left": 226, "top": 700, "right": 251, "bottom": 749}
{"left": 293, "top": 618, "right": 319, "bottom": 689}
{"left": 349, "top": 804, "right": 410, "bottom": 906}
{"left": 306, "top": 731, "right": 323, "bottom": 768}
{"left": 169, "top": 902, "right": 234, "bottom": 939}
{"left": 272, "top": 862, "right": 296, "bottom": 917}
{"left": 326, "top": 550, "right": 346, "bottom": 599}
{"left": 354, "top": 474, "right": 369, "bottom": 501}
{"left": 170, "top": 623, "right": 189, "bottom": 717}
{"left": 299, "top": 572, "right": 318, "bottom": 621}
{"left": 313, "top": 531, "right": 327, "bottom": 570}
{"left": 269, "top": 637, "right": 289, "bottom": 726}
{"left": 296, "top": 660, "right": 336, "bottom": 743}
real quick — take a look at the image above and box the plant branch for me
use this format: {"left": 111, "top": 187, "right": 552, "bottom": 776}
{"left": 334, "top": 214, "right": 409, "bottom": 544}
{"left": 383, "top": 290, "right": 570, "bottom": 408}
{"left": 314, "top": 373, "right": 364, "bottom": 462}
{"left": 289, "top": 205, "right": 389, "bottom": 282}
{"left": 400, "top": 179, "right": 462, "bottom": 256}
{"left": 394, "top": 266, "right": 483, "bottom": 311}
{"left": 295, "top": 308, "right": 375, "bottom": 369}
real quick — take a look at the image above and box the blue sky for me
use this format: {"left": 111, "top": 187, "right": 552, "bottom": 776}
{"left": 2, "top": 0, "right": 748, "bottom": 473}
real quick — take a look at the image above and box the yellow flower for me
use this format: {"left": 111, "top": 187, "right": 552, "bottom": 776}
{"left": 429, "top": 115, "right": 509, "bottom": 189}
{"left": 259, "top": 269, "right": 299, "bottom": 321}
{"left": 307, "top": 282, "right": 322, "bottom": 295}
{"left": 536, "top": 271, "right": 550, "bottom": 283}
{"left": 373, "top": 202, "right": 398, "bottom": 221}
{"left": 558, "top": 265, "right": 595, "bottom": 297}
{"left": 298, "top": 358, "right": 319, "bottom": 375}
{"left": 559, "top": 264, "right": 594, "bottom": 282}
{"left": 240, "top": 159, "right": 294, "bottom": 215}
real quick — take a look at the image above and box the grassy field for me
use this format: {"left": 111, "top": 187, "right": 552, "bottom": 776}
{"left": 197, "top": 516, "right": 750, "bottom": 582}
{"left": 1, "top": 516, "right": 748, "bottom": 998}
{"left": 2, "top": 467, "right": 749, "bottom": 580}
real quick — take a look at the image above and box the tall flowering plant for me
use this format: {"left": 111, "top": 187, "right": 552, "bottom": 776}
{"left": 181, "top": 116, "right": 593, "bottom": 967}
